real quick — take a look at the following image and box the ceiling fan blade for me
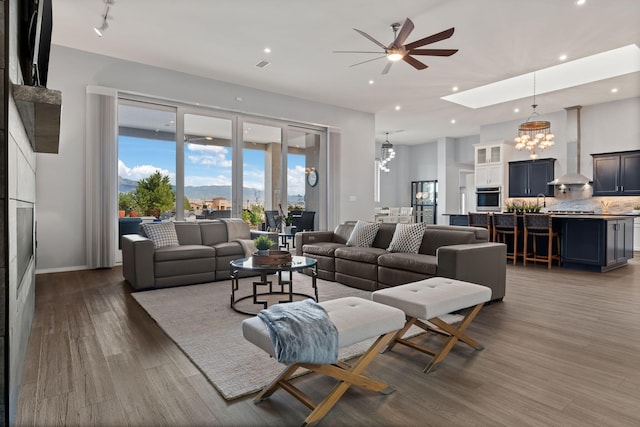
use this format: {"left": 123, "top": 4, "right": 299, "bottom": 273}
{"left": 404, "top": 27, "right": 455, "bottom": 50}
{"left": 354, "top": 28, "right": 388, "bottom": 50}
{"left": 393, "top": 18, "right": 415, "bottom": 47}
{"left": 349, "top": 56, "right": 387, "bottom": 67}
{"left": 403, "top": 55, "right": 428, "bottom": 70}
{"left": 408, "top": 48, "right": 458, "bottom": 56}
{"left": 333, "top": 50, "right": 385, "bottom": 54}
{"left": 381, "top": 61, "right": 393, "bottom": 75}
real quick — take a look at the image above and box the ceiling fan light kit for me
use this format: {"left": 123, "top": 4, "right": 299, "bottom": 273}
{"left": 335, "top": 18, "right": 458, "bottom": 74}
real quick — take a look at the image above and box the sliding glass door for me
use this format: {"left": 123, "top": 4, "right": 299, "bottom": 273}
{"left": 183, "top": 113, "right": 234, "bottom": 219}
{"left": 115, "top": 96, "right": 327, "bottom": 260}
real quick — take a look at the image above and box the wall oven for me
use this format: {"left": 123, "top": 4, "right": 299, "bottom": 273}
{"left": 475, "top": 187, "right": 501, "bottom": 212}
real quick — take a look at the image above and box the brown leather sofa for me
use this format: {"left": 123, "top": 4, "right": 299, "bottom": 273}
{"left": 295, "top": 222, "right": 507, "bottom": 302}
{"left": 122, "top": 219, "right": 277, "bottom": 290}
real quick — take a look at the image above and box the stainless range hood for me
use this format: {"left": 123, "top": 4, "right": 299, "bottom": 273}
{"left": 547, "top": 106, "right": 592, "bottom": 185}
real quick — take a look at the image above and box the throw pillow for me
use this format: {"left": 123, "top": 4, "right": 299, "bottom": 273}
{"left": 141, "top": 222, "right": 179, "bottom": 248}
{"left": 387, "top": 222, "right": 428, "bottom": 253}
{"left": 346, "top": 220, "right": 380, "bottom": 247}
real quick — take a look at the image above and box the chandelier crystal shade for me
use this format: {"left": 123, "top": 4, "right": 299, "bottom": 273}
{"left": 378, "top": 133, "right": 396, "bottom": 172}
{"left": 514, "top": 73, "right": 554, "bottom": 159}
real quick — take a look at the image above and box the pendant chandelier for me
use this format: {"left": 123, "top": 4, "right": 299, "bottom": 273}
{"left": 378, "top": 133, "right": 396, "bottom": 172}
{"left": 514, "top": 73, "right": 554, "bottom": 159}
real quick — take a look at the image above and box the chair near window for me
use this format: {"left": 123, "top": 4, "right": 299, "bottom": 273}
{"left": 492, "top": 212, "right": 521, "bottom": 265}
{"left": 265, "top": 210, "right": 281, "bottom": 232}
{"left": 523, "top": 213, "right": 561, "bottom": 269}
{"left": 468, "top": 212, "right": 493, "bottom": 242}
{"left": 398, "top": 206, "right": 414, "bottom": 223}
{"left": 295, "top": 211, "right": 315, "bottom": 231}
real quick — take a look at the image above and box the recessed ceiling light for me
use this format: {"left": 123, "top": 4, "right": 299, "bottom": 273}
{"left": 395, "top": 105, "right": 401, "bottom": 111}
{"left": 264, "top": 47, "right": 271, "bottom": 53}
{"left": 452, "top": 86, "right": 459, "bottom": 92}
{"left": 559, "top": 54, "right": 567, "bottom": 61}
{"left": 514, "top": 108, "right": 520, "bottom": 113}
{"left": 442, "top": 44, "right": 640, "bottom": 108}
{"left": 611, "top": 88, "right": 618, "bottom": 93}
{"left": 576, "top": 0, "right": 586, "bottom": 5}
{"left": 450, "top": 119, "right": 456, "bottom": 124}
{"left": 369, "top": 80, "right": 374, "bottom": 85}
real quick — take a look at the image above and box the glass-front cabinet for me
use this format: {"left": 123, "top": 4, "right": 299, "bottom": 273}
{"left": 411, "top": 180, "right": 438, "bottom": 224}
{"left": 476, "top": 145, "right": 502, "bottom": 164}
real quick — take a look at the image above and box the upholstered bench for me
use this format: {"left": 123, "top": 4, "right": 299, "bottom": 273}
{"left": 242, "top": 296, "right": 405, "bottom": 426}
{"left": 371, "top": 277, "right": 491, "bottom": 373}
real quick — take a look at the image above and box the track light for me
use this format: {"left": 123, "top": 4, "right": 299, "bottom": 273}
{"left": 93, "top": 1, "right": 114, "bottom": 37}
{"left": 94, "top": 19, "right": 108, "bottom": 37}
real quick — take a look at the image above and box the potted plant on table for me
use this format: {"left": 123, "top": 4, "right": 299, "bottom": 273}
{"left": 278, "top": 203, "right": 295, "bottom": 234}
{"left": 254, "top": 235, "right": 275, "bottom": 256}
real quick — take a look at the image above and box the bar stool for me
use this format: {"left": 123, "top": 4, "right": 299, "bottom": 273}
{"left": 492, "top": 212, "right": 520, "bottom": 265}
{"left": 523, "top": 213, "right": 561, "bottom": 269}
{"left": 468, "top": 212, "right": 493, "bottom": 242}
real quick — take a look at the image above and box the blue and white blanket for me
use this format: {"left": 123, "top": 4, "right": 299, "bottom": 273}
{"left": 257, "top": 299, "right": 339, "bottom": 365}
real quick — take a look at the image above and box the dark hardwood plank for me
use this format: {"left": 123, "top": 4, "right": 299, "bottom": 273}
{"left": 15, "top": 256, "right": 640, "bottom": 426}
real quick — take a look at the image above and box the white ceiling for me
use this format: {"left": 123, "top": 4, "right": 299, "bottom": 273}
{"left": 50, "top": 0, "right": 640, "bottom": 145}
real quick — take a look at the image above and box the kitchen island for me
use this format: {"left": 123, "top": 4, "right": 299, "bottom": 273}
{"left": 553, "top": 215, "right": 634, "bottom": 272}
{"left": 446, "top": 213, "right": 635, "bottom": 272}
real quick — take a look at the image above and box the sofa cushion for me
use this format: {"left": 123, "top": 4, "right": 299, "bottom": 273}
{"left": 174, "top": 222, "right": 203, "bottom": 245}
{"left": 303, "top": 242, "right": 346, "bottom": 257}
{"left": 335, "top": 246, "right": 388, "bottom": 264}
{"left": 333, "top": 222, "right": 356, "bottom": 244}
{"left": 371, "top": 223, "right": 397, "bottom": 249}
{"left": 142, "top": 222, "right": 180, "bottom": 248}
{"left": 200, "top": 222, "right": 229, "bottom": 246}
{"left": 346, "top": 220, "right": 380, "bottom": 247}
{"left": 387, "top": 222, "right": 428, "bottom": 253}
{"left": 377, "top": 252, "right": 437, "bottom": 275}
{"left": 221, "top": 218, "right": 250, "bottom": 240}
{"left": 213, "top": 241, "right": 243, "bottom": 257}
{"left": 420, "top": 229, "right": 476, "bottom": 255}
{"left": 154, "top": 245, "right": 215, "bottom": 262}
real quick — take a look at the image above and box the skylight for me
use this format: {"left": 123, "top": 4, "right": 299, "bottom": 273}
{"left": 441, "top": 44, "right": 640, "bottom": 109}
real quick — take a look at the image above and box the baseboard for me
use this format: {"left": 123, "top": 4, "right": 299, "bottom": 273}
{"left": 36, "top": 265, "right": 89, "bottom": 275}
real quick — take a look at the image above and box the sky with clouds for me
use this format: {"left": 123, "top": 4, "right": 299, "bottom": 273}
{"left": 118, "top": 136, "right": 306, "bottom": 198}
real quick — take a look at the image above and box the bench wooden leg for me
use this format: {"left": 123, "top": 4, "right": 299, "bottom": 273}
{"left": 254, "top": 331, "right": 397, "bottom": 426}
{"left": 389, "top": 303, "right": 486, "bottom": 373}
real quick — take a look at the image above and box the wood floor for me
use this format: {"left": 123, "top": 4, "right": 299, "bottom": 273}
{"left": 15, "top": 257, "right": 640, "bottom": 426}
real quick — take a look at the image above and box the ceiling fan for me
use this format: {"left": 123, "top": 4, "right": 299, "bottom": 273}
{"left": 334, "top": 18, "right": 458, "bottom": 75}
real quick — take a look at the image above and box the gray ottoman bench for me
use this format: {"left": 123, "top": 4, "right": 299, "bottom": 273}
{"left": 371, "top": 277, "right": 492, "bottom": 373}
{"left": 242, "top": 296, "right": 405, "bottom": 426}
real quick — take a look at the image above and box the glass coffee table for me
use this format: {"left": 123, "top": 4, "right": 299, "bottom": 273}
{"left": 230, "top": 255, "right": 318, "bottom": 315}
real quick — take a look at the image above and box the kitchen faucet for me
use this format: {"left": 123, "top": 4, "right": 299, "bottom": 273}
{"left": 536, "top": 193, "right": 546, "bottom": 208}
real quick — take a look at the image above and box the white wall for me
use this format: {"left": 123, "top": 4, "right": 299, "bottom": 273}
{"left": 480, "top": 98, "right": 640, "bottom": 180}
{"left": 378, "top": 97, "right": 639, "bottom": 223}
{"left": 37, "top": 46, "right": 375, "bottom": 271}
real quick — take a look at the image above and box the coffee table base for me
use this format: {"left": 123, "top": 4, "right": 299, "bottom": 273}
{"left": 230, "top": 268, "right": 318, "bottom": 316}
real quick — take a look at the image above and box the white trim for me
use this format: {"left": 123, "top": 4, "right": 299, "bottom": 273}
{"left": 36, "top": 265, "right": 90, "bottom": 275}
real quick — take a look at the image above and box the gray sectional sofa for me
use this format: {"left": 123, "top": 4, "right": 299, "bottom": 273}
{"left": 122, "top": 219, "right": 277, "bottom": 290}
{"left": 295, "top": 222, "right": 507, "bottom": 301}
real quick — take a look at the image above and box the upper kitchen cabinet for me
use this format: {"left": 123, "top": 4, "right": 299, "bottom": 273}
{"left": 508, "top": 158, "right": 555, "bottom": 197}
{"left": 591, "top": 150, "right": 640, "bottom": 196}
{"left": 474, "top": 142, "right": 512, "bottom": 187}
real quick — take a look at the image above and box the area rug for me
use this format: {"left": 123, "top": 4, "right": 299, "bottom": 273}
{"left": 132, "top": 273, "right": 382, "bottom": 400}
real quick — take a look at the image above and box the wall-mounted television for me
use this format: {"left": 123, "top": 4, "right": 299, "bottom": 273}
{"left": 18, "top": 0, "right": 53, "bottom": 87}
